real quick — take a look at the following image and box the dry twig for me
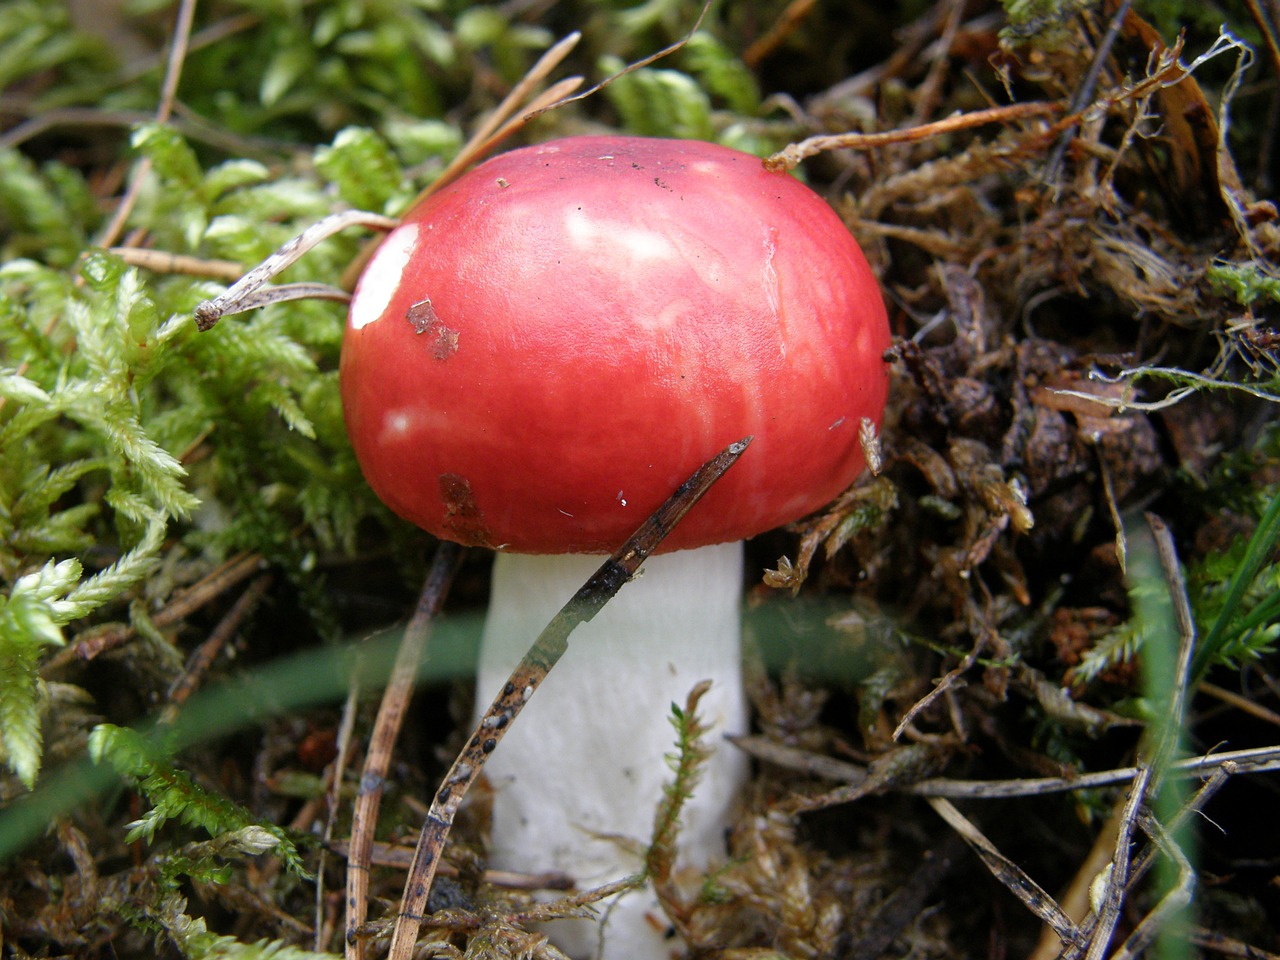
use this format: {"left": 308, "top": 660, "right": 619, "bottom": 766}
{"left": 764, "top": 101, "right": 1064, "bottom": 173}
{"left": 94, "top": 0, "right": 198, "bottom": 249}
{"left": 928, "top": 796, "right": 1079, "bottom": 943}
{"left": 344, "top": 542, "right": 464, "bottom": 960}
{"left": 163, "top": 574, "right": 273, "bottom": 716}
{"left": 44, "top": 552, "right": 267, "bottom": 671}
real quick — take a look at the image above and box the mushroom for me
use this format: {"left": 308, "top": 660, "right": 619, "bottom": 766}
{"left": 340, "top": 136, "right": 890, "bottom": 958}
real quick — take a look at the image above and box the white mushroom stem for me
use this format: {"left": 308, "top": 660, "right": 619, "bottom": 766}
{"left": 476, "top": 541, "right": 750, "bottom": 960}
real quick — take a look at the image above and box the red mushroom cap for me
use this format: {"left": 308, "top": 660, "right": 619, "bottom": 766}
{"left": 340, "top": 135, "right": 890, "bottom": 554}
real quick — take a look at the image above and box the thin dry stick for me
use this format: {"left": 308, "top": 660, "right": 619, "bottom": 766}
{"left": 910, "top": 0, "right": 967, "bottom": 126}
{"left": 1098, "top": 449, "right": 1127, "bottom": 575}
{"left": 1146, "top": 512, "right": 1199, "bottom": 772}
{"left": 0, "top": 0, "right": 200, "bottom": 411}
{"left": 786, "top": 742, "right": 949, "bottom": 815}
{"left": 109, "top": 247, "right": 246, "bottom": 282}
{"left": 523, "top": 0, "right": 714, "bottom": 124}
{"left": 1191, "top": 927, "right": 1280, "bottom": 960}
{"left": 1200, "top": 680, "right": 1280, "bottom": 727}
{"left": 1035, "top": 763, "right": 1227, "bottom": 960}
{"left": 44, "top": 552, "right": 266, "bottom": 671}
{"left": 764, "top": 100, "right": 1064, "bottom": 173}
{"left": 1080, "top": 761, "right": 1150, "bottom": 960}
{"left": 373, "top": 0, "right": 716, "bottom": 265}
{"left": 733, "top": 735, "right": 1280, "bottom": 797}
{"left": 1042, "top": 0, "right": 1133, "bottom": 186}
{"left": 893, "top": 623, "right": 994, "bottom": 741}
{"left": 383, "top": 437, "right": 753, "bottom": 960}
{"left": 455, "top": 77, "right": 585, "bottom": 177}
{"left": 194, "top": 210, "right": 399, "bottom": 331}
{"left": 334, "top": 839, "right": 572, "bottom": 889}
{"left": 335, "top": 76, "right": 587, "bottom": 292}
{"left": 1125, "top": 762, "right": 1234, "bottom": 895}
{"left": 0, "top": 108, "right": 160, "bottom": 151}
{"left": 928, "top": 796, "right": 1079, "bottom": 944}
{"left": 742, "top": 0, "right": 819, "bottom": 68}
{"left": 163, "top": 573, "right": 273, "bottom": 714}
{"left": 1111, "top": 814, "right": 1195, "bottom": 960}
{"left": 908, "top": 746, "right": 1280, "bottom": 798}
{"left": 316, "top": 682, "right": 361, "bottom": 951}
{"left": 1240, "top": 0, "right": 1280, "bottom": 91}
{"left": 404, "top": 33, "right": 584, "bottom": 207}
{"left": 339, "top": 37, "right": 587, "bottom": 291}
{"left": 1073, "top": 513, "right": 1199, "bottom": 960}
{"left": 345, "top": 541, "right": 464, "bottom": 960}
{"left": 1029, "top": 793, "right": 1125, "bottom": 960}
{"left": 1096, "top": 737, "right": 1237, "bottom": 960}
{"left": 95, "top": 0, "right": 198, "bottom": 249}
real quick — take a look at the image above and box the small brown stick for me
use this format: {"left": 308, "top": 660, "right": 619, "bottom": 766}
{"left": 1068, "top": 765, "right": 1232, "bottom": 960}
{"left": 732, "top": 737, "right": 1280, "bottom": 798}
{"left": 383, "top": 437, "right": 753, "bottom": 960}
{"left": 763, "top": 100, "right": 1064, "bottom": 173}
{"left": 108, "top": 247, "right": 246, "bottom": 282}
{"left": 1110, "top": 813, "right": 1195, "bottom": 960}
{"left": 928, "top": 796, "right": 1079, "bottom": 944}
{"left": 456, "top": 77, "right": 584, "bottom": 174}
{"left": 910, "top": 0, "right": 967, "bottom": 126}
{"left": 94, "top": 0, "right": 198, "bottom": 249}
{"left": 522, "top": 0, "right": 714, "bottom": 123}
{"left": 726, "top": 735, "right": 867, "bottom": 784}
{"left": 410, "top": 33, "right": 585, "bottom": 205}
{"left": 1042, "top": 0, "right": 1133, "bottom": 186}
{"left": 1240, "top": 0, "right": 1280, "bottom": 90}
{"left": 193, "top": 210, "right": 398, "bottom": 331}
{"left": 1041, "top": 749, "right": 1227, "bottom": 956}
{"left": 1074, "top": 761, "right": 1149, "bottom": 960}
{"left": 332, "top": 839, "right": 573, "bottom": 889}
{"left": 1125, "top": 762, "right": 1234, "bottom": 895}
{"left": 786, "top": 741, "right": 949, "bottom": 814}
{"left": 1098, "top": 450, "right": 1127, "bottom": 574}
{"left": 1070, "top": 514, "right": 1199, "bottom": 960}
{"left": 742, "top": 0, "right": 819, "bottom": 69}
{"left": 1029, "top": 793, "right": 1125, "bottom": 960}
{"left": 1190, "top": 927, "right": 1280, "bottom": 959}
{"left": 339, "top": 36, "right": 587, "bottom": 290}
{"left": 1145, "top": 513, "right": 1199, "bottom": 768}
{"left": 1199, "top": 680, "right": 1280, "bottom": 727}
{"left": 0, "top": 103, "right": 300, "bottom": 159}
{"left": 466, "top": 32, "right": 582, "bottom": 151}
{"left": 345, "top": 541, "right": 465, "bottom": 960}
{"left": 912, "top": 746, "right": 1277, "bottom": 797}
{"left": 163, "top": 573, "right": 273, "bottom": 714}
{"left": 336, "top": 76, "right": 587, "bottom": 291}
{"left": 931, "top": 762, "right": 1242, "bottom": 958}
{"left": 893, "top": 627, "right": 988, "bottom": 741}
{"left": 15, "top": 0, "right": 198, "bottom": 382}
{"left": 44, "top": 552, "right": 266, "bottom": 671}
{"left": 312, "top": 682, "right": 361, "bottom": 951}
{"left": 0, "top": 108, "right": 158, "bottom": 151}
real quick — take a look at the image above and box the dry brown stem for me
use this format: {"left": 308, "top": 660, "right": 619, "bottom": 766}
{"left": 344, "top": 542, "right": 463, "bottom": 960}
{"left": 765, "top": 100, "right": 1064, "bottom": 173}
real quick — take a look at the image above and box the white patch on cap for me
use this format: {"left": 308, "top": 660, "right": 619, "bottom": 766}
{"left": 383, "top": 409, "right": 413, "bottom": 439}
{"left": 349, "top": 223, "right": 420, "bottom": 330}
{"left": 564, "top": 207, "right": 672, "bottom": 264}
